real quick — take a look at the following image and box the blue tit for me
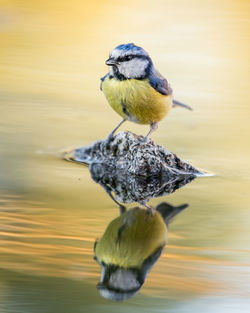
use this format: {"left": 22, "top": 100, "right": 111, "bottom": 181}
{"left": 101, "top": 43, "right": 192, "bottom": 139}
{"left": 94, "top": 202, "right": 188, "bottom": 301}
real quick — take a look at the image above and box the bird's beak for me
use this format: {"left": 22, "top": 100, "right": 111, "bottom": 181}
{"left": 105, "top": 58, "right": 118, "bottom": 66}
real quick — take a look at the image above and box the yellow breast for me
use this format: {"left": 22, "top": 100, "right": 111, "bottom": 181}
{"left": 95, "top": 208, "right": 167, "bottom": 268}
{"left": 102, "top": 77, "right": 172, "bottom": 125}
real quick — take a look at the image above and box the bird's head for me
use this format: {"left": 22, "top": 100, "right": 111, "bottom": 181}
{"left": 105, "top": 43, "right": 153, "bottom": 80}
{"left": 96, "top": 264, "right": 142, "bottom": 301}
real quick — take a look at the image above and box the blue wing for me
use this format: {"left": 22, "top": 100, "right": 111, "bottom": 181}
{"left": 149, "top": 69, "right": 172, "bottom": 95}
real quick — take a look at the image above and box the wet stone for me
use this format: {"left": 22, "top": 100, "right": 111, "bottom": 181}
{"left": 64, "top": 131, "right": 203, "bottom": 177}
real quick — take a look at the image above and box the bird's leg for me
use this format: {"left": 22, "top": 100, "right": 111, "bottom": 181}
{"left": 102, "top": 185, "right": 127, "bottom": 215}
{"left": 106, "top": 118, "right": 126, "bottom": 141}
{"left": 139, "top": 201, "right": 156, "bottom": 216}
{"left": 144, "top": 122, "right": 158, "bottom": 142}
{"left": 119, "top": 205, "right": 127, "bottom": 215}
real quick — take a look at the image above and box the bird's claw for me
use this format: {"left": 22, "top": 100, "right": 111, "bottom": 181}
{"left": 142, "top": 136, "right": 150, "bottom": 143}
{"left": 106, "top": 133, "right": 114, "bottom": 143}
{"left": 139, "top": 201, "right": 156, "bottom": 216}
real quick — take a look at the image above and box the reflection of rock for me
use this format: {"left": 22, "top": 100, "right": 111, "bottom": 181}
{"left": 90, "top": 163, "right": 195, "bottom": 203}
{"left": 94, "top": 202, "right": 187, "bottom": 301}
{"left": 65, "top": 131, "right": 203, "bottom": 177}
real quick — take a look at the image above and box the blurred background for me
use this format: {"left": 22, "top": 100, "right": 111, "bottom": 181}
{"left": 0, "top": 0, "right": 250, "bottom": 312}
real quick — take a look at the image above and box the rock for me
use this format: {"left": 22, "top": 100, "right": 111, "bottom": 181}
{"left": 64, "top": 131, "right": 203, "bottom": 177}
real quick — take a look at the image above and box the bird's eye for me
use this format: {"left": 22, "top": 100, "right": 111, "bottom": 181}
{"left": 124, "top": 55, "right": 133, "bottom": 61}
{"left": 116, "top": 55, "right": 134, "bottom": 62}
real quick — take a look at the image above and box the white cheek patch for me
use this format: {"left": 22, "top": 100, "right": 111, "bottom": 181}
{"left": 119, "top": 59, "right": 148, "bottom": 79}
{"left": 109, "top": 67, "right": 115, "bottom": 76}
{"left": 109, "top": 269, "right": 140, "bottom": 290}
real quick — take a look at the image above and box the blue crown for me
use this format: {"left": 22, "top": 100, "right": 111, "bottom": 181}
{"left": 115, "top": 43, "right": 143, "bottom": 52}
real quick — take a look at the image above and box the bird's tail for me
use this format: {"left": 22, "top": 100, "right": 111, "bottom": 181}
{"left": 173, "top": 99, "right": 193, "bottom": 111}
{"left": 156, "top": 202, "right": 188, "bottom": 226}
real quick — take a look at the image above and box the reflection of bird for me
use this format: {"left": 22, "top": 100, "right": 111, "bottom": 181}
{"left": 101, "top": 43, "right": 192, "bottom": 139}
{"left": 94, "top": 202, "right": 188, "bottom": 301}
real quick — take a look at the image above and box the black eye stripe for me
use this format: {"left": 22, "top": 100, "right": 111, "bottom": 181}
{"left": 116, "top": 55, "right": 151, "bottom": 63}
{"left": 117, "top": 55, "right": 134, "bottom": 62}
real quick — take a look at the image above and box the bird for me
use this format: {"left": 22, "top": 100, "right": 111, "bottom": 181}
{"left": 100, "top": 43, "right": 192, "bottom": 140}
{"left": 94, "top": 202, "right": 188, "bottom": 301}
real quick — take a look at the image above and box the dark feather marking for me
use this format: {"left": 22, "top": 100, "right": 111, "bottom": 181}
{"left": 121, "top": 101, "right": 130, "bottom": 118}
{"left": 100, "top": 73, "right": 109, "bottom": 90}
{"left": 116, "top": 223, "right": 127, "bottom": 243}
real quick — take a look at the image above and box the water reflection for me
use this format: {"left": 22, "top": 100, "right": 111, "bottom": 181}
{"left": 90, "top": 162, "right": 190, "bottom": 300}
{"left": 94, "top": 202, "right": 188, "bottom": 301}
{"left": 89, "top": 162, "right": 196, "bottom": 205}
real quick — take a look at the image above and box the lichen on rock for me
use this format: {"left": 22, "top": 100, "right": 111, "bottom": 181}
{"left": 64, "top": 131, "right": 203, "bottom": 177}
